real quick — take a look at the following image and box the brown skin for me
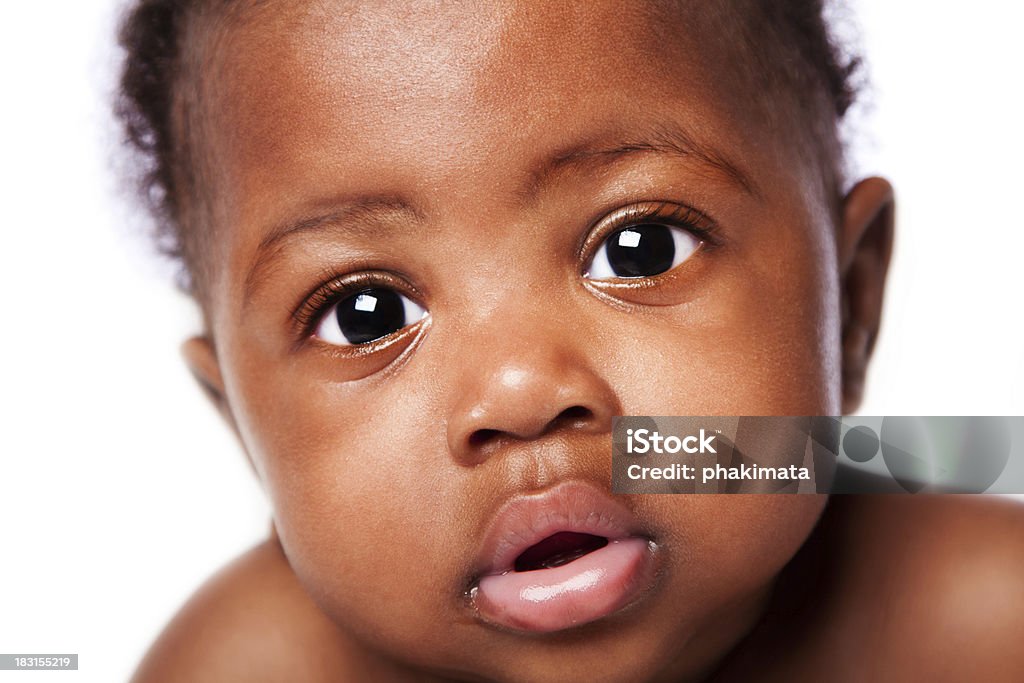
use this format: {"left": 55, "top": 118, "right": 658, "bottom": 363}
{"left": 133, "top": 1, "right": 1024, "bottom": 681}
{"left": 134, "top": 498, "right": 1024, "bottom": 683}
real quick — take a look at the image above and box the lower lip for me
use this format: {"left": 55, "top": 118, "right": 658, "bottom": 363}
{"left": 472, "top": 537, "right": 656, "bottom": 633}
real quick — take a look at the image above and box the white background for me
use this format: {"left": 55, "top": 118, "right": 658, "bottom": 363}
{"left": 1, "top": 2, "right": 1022, "bottom": 681}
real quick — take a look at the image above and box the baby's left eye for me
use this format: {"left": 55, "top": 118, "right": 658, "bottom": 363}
{"left": 315, "top": 287, "right": 426, "bottom": 346}
{"left": 585, "top": 224, "right": 700, "bottom": 280}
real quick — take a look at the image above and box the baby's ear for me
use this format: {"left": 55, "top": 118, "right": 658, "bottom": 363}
{"left": 182, "top": 336, "right": 236, "bottom": 431}
{"left": 839, "top": 177, "right": 895, "bottom": 414}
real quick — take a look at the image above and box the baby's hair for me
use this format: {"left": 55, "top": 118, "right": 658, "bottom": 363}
{"left": 115, "top": 0, "right": 861, "bottom": 295}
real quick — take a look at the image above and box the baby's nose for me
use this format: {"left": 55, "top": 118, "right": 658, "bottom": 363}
{"left": 445, "top": 326, "right": 620, "bottom": 467}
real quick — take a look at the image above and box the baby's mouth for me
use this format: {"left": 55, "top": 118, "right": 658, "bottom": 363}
{"left": 469, "top": 481, "right": 658, "bottom": 633}
{"left": 513, "top": 531, "right": 609, "bottom": 572}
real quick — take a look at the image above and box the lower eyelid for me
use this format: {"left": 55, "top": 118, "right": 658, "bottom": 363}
{"left": 310, "top": 310, "right": 430, "bottom": 357}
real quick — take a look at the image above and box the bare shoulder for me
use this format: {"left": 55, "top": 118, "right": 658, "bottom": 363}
{"left": 131, "top": 537, "right": 361, "bottom": 683}
{"left": 812, "top": 496, "right": 1024, "bottom": 680}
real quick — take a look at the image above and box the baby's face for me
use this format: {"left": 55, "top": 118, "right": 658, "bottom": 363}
{"left": 194, "top": 1, "right": 843, "bottom": 680}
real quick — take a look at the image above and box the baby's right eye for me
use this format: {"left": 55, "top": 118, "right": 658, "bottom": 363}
{"left": 315, "top": 287, "right": 427, "bottom": 346}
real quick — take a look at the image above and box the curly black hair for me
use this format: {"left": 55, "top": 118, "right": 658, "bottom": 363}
{"left": 117, "top": 0, "right": 191, "bottom": 278}
{"left": 115, "top": 0, "right": 861, "bottom": 295}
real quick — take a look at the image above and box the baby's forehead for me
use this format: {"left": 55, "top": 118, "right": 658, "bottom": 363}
{"left": 199, "top": 2, "right": 785, "bottom": 192}
{"left": 205, "top": 1, "right": 732, "bottom": 134}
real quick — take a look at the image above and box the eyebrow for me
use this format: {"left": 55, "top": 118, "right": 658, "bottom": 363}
{"left": 525, "top": 122, "right": 760, "bottom": 202}
{"left": 243, "top": 196, "right": 422, "bottom": 305}
{"left": 243, "top": 122, "right": 757, "bottom": 305}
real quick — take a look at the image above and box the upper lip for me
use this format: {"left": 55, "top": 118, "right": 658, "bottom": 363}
{"left": 470, "top": 480, "right": 648, "bottom": 582}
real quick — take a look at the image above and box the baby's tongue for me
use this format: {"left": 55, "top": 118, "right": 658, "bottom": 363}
{"left": 474, "top": 537, "right": 651, "bottom": 633}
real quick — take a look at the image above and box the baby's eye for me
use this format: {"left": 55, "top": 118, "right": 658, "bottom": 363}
{"left": 585, "top": 224, "right": 700, "bottom": 280}
{"left": 315, "top": 287, "right": 427, "bottom": 346}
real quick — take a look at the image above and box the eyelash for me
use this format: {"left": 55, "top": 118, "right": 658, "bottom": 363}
{"left": 291, "top": 201, "right": 719, "bottom": 342}
{"left": 580, "top": 201, "right": 719, "bottom": 265}
{"left": 291, "top": 270, "right": 422, "bottom": 340}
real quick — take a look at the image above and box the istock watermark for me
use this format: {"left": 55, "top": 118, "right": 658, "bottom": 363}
{"left": 611, "top": 416, "right": 1023, "bottom": 494}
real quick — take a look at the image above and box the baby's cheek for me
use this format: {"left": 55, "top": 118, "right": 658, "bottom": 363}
{"left": 604, "top": 312, "right": 836, "bottom": 419}
{"left": 641, "top": 494, "right": 826, "bottom": 619}
{"left": 232, "top": 368, "right": 475, "bottom": 652}
{"left": 602, "top": 244, "right": 840, "bottom": 417}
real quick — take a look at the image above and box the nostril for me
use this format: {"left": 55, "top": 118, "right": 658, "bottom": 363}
{"left": 553, "top": 405, "right": 593, "bottom": 427}
{"left": 465, "top": 406, "right": 596, "bottom": 452}
{"left": 468, "top": 428, "right": 501, "bottom": 449}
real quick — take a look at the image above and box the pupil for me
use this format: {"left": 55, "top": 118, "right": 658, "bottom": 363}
{"left": 606, "top": 224, "right": 675, "bottom": 277}
{"left": 335, "top": 288, "right": 406, "bottom": 344}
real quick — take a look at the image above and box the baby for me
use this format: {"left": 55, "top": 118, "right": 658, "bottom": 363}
{"left": 118, "top": 1, "right": 1024, "bottom": 680}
